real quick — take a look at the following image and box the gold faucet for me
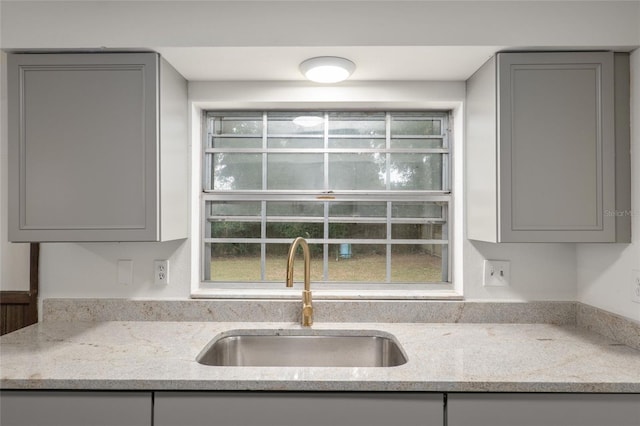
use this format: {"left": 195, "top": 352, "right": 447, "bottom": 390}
{"left": 286, "top": 237, "right": 313, "bottom": 327}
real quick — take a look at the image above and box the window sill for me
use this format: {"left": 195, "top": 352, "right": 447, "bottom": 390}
{"left": 192, "top": 286, "right": 462, "bottom": 300}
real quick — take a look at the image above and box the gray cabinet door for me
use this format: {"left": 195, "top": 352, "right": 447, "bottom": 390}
{"left": 0, "top": 391, "right": 152, "bottom": 426}
{"left": 466, "top": 51, "right": 630, "bottom": 243}
{"left": 155, "top": 392, "right": 444, "bottom": 426}
{"left": 8, "top": 53, "right": 163, "bottom": 241}
{"left": 498, "top": 52, "right": 617, "bottom": 242}
{"left": 448, "top": 393, "right": 640, "bottom": 426}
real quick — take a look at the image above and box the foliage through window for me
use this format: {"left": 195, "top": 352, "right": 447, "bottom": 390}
{"left": 202, "top": 111, "right": 451, "bottom": 287}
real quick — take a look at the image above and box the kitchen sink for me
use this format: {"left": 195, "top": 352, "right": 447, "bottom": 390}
{"left": 196, "top": 329, "right": 408, "bottom": 367}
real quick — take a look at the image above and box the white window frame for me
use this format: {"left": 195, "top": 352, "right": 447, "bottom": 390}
{"left": 194, "top": 110, "right": 459, "bottom": 300}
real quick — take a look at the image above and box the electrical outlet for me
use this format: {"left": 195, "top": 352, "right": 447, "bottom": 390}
{"left": 632, "top": 269, "right": 640, "bottom": 304}
{"left": 483, "top": 260, "right": 510, "bottom": 287}
{"left": 154, "top": 260, "right": 169, "bottom": 285}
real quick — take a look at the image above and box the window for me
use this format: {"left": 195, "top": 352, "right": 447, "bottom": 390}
{"left": 201, "top": 111, "right": 452, "bottom": 293}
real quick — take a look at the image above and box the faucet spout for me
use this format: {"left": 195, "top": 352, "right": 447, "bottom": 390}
{"left": 286, "top": 237, "right": 313, "bottom": 327}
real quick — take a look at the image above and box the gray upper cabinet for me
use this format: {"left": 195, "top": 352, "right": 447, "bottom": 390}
{"left": 8, "top": 52, "right": 188, "bottom": 242}
{"left": 466, "top": 52, "right": 631, "bottom": 243}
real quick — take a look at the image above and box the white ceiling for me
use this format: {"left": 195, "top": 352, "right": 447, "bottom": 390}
{"left": 155, "top": 46, "right": 504, "bottom": 81}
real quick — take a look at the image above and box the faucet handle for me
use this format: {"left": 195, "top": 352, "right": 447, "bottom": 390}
{"left": 302, "top": 305, "right": 313, "bottom": 327}
{"left": 302, "top": 290, "right": 313, "bottom": 326}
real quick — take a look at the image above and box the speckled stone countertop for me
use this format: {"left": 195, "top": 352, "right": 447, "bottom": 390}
{"left": 1, "top": 321, "right": 639, "bottom": 393}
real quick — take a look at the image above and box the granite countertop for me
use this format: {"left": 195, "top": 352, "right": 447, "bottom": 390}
{"left": 1, "top": 320, "right": 639, "bottom": 393}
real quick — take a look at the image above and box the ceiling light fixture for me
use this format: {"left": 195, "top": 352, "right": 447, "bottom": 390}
{"left": 299, "top": 56, "right": 356, "bottom": 83}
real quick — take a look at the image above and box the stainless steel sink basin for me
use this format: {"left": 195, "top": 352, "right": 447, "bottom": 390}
{"left": 196, "top": 329, "right": 408, "bottom": 367}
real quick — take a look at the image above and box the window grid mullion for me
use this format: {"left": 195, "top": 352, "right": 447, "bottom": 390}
{"left": 385, "top": 112, "right": 391, "bottom": 191}
{"left": 205, "top": 148, "right": 449, "bottom": 154}
{"left": 202, "top": 117, "right": 213, "bottom": 281}
{"left": 442, "top": 115, "right": 450, "bottom": 193}
{"left": 261, "top": 200, "right": 267, "bottom": 281}
{"left": 261, "top": 113, "right": 268, "bottom": 281}
{"left": 262, "top": 112, "right": 268, "bottom": 191}
{"left": 204, "top": 237, "right": 448, "bottom": 245}
{"left": 323, "top": 201, "right": 329, "bottom": 281}
{"left": 386, "top": 113, "right": 392, "bottom": 282}
{"left": 203, "top": 192, "right": 450, "bottom": 200}
{"left": 202, "top": 199, "right": 211, "bottom": 281}
{"left": 324, "top": 112, "right": 329, "bottom": 191}
{"left": 323, "top": 113, "right": 330, "bottom": 281}
{"left": 386, "top": 200, "right": 392, "bottom": 283}
{"left": 203, "top": 111, "right": 453, "bottom": 286}
{"left": 442, "top": 202, "right": 450, "bottom": 282}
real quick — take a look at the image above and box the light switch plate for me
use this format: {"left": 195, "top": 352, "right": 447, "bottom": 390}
{"left": 483, "top": 260, "right": 510, "bottom": 287}
{"left": 117, "top": 259, "right": 133, "bottom": 286}
{"left": 632, "top": 269, "right": 640, "bottom": 304}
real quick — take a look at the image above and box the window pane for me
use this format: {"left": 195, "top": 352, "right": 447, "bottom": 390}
{"left": 329, "top": 223, "right": 386, "bottom": 239}
{"left": 267, "top": 137, "right": 323, "bottom": 149}
{"left": 212, "top": 153, "right": 262, "bottom": 190}
{"left": 265, "top": 243, "right": 324, "bottom": 282}
{"left": 328, "top": 113, "right": 385, "bottom": 136}
{"left": 212, "top": 137, "right": 262, "bottom": 149}
{"left": 392, "top": 202, "right": 443, "bottom": 219}
{"left": 204, "top": 111, "right": 451, "bottom": 287}
{"left": 328, "top": 244, "right": 386, "bottom": 282}
{"left": 329, "top": 201, "right": 386, "bottom": 218}
{"left": 267, "top": 113, "right": 324, "bottom": 135}
{"left": 391, "top": 116, "right": 442, "bottom": 136}
{"left": 266, "top": 222, "right": 323, "bottom": 239}
{"left": 390, "top": 138, "right": 443, "bottom": 149}
{"left": 329, "top": 138, "right": 385, "bottom": 149}
{"left": 329, "top": 153, "right": 386, "bottom": 190}
{"left": 267, "top": 201, "right": 323, "bottom": 217}
{"left": 267, "top": 154, "right": 324, "bottom": 190}
{"left": 392, "top": 223, "right": 443, "bottom": 240}
{"left": 391, "top": 245, "right": 445, "bottom": 282}
{"left": 208, "top": 201, "right": 261, "bottom": 216}
{"left": 389, "top": 153, "right": 443, "bottom": 190}
{"left": 208, "top": 243, "right": 261, "bottom": 282}
{"left": 211, "top": 221, "right": 261, "bottom": 238}
{"left": 213, "top": 115, "right": 262, "bottom": 136}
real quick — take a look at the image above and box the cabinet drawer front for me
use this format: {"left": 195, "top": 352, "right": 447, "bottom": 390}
{"left": 0, "top": 391, "right": 152, "bottom": 426}
{"left": 155, "top": 392, "right": 444, "bottom": 426}
{"left": 448, "top": 393, "right": 640, "bottom": 426}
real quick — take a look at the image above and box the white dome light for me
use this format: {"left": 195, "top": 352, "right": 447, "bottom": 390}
{"left": 299, "top": 56, "right": 356, "bottom": 83}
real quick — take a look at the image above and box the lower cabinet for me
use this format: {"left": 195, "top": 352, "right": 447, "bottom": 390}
{"left": 2, "top": 390, "right": 638, "bottom": 426}
{"left": 447, "top": 393, "right": 640, "bottom": 426}
{"left": 0, "top": 391, "right": 152, "bottom": 426}
{"left": 154, "top": 392, "right": 444, "bottom": 426}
